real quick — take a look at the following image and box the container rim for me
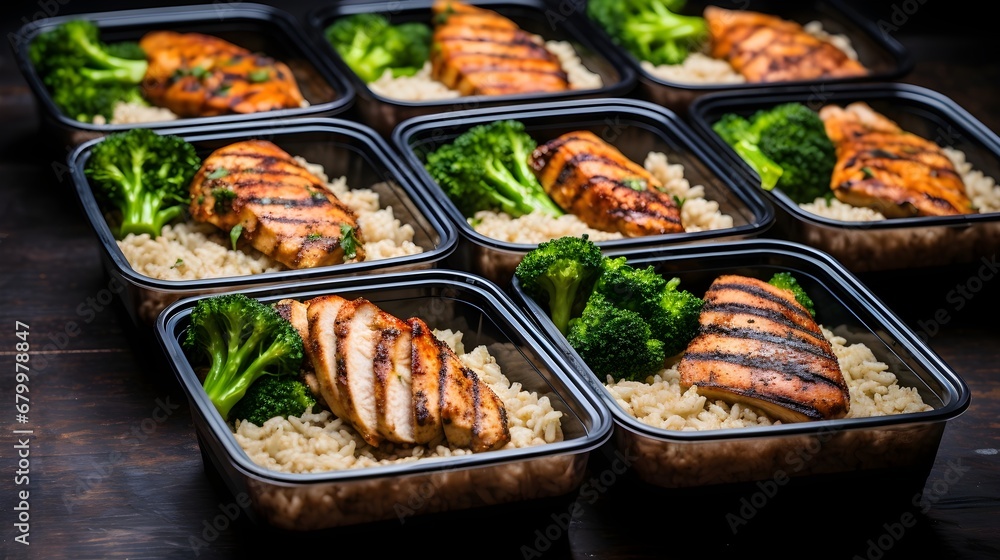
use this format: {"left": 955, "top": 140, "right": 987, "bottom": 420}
{"left": 687, "top": 81, "right": 1000, "bottom": 230}
{"left": 11, "top": 2, "right": 356, "bottom": 133}
{"left": 154, "top": 268, "right": 615, "bottom": 484}
{"left": 510, "top": 238, "right": 972, "bottom": 443}
{"left": 66, "top": 117, "right": 459, "bottom": 292}
{"left": 303, "top": 0, "right": 639, "bottom": 109}
{"left": 591, "top": 0, "right": 914, "bottom": 92}
{"left": 392, "top": 96, "right": 775, "bottom": 252}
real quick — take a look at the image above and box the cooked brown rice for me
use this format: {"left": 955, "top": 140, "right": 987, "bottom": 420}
{"left": 798, "top": 147, "right": 1000, "bottom": 220}
{"left": 368, "top": 39, "right": 603, "bottom": 101}
{"left": 472, "top": 151, "right": 734, "bottom": 243}
{"left": 642, "top": 20, "right": 856, "bottom": 85}
{"left": 605, "top": 326, "right": 932, "bottom": 431}
{"left": 233, "top": 329, "right": 564, "bottom": 473}
{"left": 118, "top": 159, "right": 424, "bottom": 281}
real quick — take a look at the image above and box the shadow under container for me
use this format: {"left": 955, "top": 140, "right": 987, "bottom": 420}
{"left": 305, "top": 0, "right": 637, "bottom": 137}
{"left": 154, "top": 269, "right": 614, "bottom": 530}
{"left": 393, "top": 97, "right": 775, "bottom": 287}
{"left": 509, "top": 239, "right": 970, "bottom": 490}
{"left": 580, "top": 0, "right": 912, "bottom": 115}
{"left": 12, "top": 3, "right": 356, "bottom": 148}
{"left": 688, "top": 82, "right": 1000, "bottom": 273}
{"left": 67, "top": 118, "right": 457, "bottom": 328}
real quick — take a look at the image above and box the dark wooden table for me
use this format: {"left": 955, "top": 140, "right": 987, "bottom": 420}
{"left": 2, "top": 2, "right": 998, "bottom": 558}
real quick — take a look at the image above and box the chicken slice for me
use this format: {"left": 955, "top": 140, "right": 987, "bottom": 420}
{"left": 305, "top": 295, "right": 352, "bottom": 424}
{"left": 372, "top": 311, "right": 415, "bottom": 444}
{"left": 408, "top": 317, "right": 446, "bottom": 445}
{"left": 273, "top": 298, "right": 319, "bottom": 398}
{"left": 334, "top": 298, "right": 382, "bottom": 447}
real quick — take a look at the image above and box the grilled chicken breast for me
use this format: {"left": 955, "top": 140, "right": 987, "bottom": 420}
{"left": 819, "top": 102, "right": 973, "bottom": 217}
{"left": 704, "top": 7, "right": 867, "bottom": 83}
{"left": 140, "top": 31, "right": 305, "bottom": 117}
{"left": 677, "top": 275, "right": 850, "bottom": 422}
{"left": 189, "top": 140, "right": 365, "bottom": 269}
{"left": 529, "top": 130, "right": 684, "bottom": 236}
{"left": 298, "top": 296, "right": 510, "bottom": 452}
{"left": 430, "top": 0, "right": 569, "bottom": 96}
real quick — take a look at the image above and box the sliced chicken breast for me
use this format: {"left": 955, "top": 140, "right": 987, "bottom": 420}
{"left": 274, "top": 298, "right": 320, "bottom": 398}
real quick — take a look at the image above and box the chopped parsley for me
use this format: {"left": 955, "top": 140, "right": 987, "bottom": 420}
{"left": 171, "top": 258, "right": 184, "bottom": 269}
{"left": 340, "top": 224, "right": 358, "bottom": 259}
{"left": 861, "top": 166, "right": 875, "bottom": 179}
{"left": 207, "top": 168, "right": 229, "bottom": 180}
{"left": 306, "top": 232, "right": 323, "bottom": 242}
{"left": 622, "top": 177, "right": 647, "bottom": 191}
{"left": 248, "top": 69, "right": 270, "bottom": 83}
{"left": 672, "top": 194, "right": 686, "bottom": 208}
{"left": 229, "top": 224, "right": 243, "bottom": 251}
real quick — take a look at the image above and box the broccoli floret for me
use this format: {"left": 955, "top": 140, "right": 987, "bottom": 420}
{"left": 592, "top": 256, "right": 669, "bottom": 313}
{"left": 768, "top": 272, "right": 816, "bottom": 317}
{"left": 229, "top": 375, "right": 317, "bottom": 426}
{"left": 84, "top": 128, "right": 202, "bottom": 239}
{"left": 567, "top": 292, "right": 666, "bottom": 382}
{"left": 713, "top": 103, "right": 836, "bottom": 203}
{"left": 425, "top": 119, "right": 564, "bottom": 218}
{"left": 325, "top": 14, "right": 432, "bottom": 82}
{"left": 712, "top": 112, "right": 784, "bottom": 191}
{"left": 183, "top": 294, "right": 305, "bottom": 421}
{"left": 588, "top": 0, "right": 707, "bottom": 65}
{"left": 592, "top": 258, "right": 703, "bottom": 356}
{"left": 29, "top": 19, "right": 148, "bottom": 122}
{"left": 646, "top": 277, "right": 704, "bottom": 357}
{"left": 514, "top": 234, "right": 604, "bottom": 335}
{"left": 753, "top": 103, "right": 837, "bottom": 203}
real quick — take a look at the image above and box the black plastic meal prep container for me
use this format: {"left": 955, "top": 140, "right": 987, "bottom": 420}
{"left": 508, "top": 238, "right": 971, "bottom": 489}
{"left": 304, "top": 0, "right": 638, "bottom": 137}
{"left": 67, "top": 117, "right": 457, "bottom": 328}
{"left": 687, "top": 82, "right": 1000, "bottom": 273}
{"left": 11, "top": 3, "right": 356, "bottom": 148}
{"left": 154, "top": 269, "right": 614, "bottom": 530}
{"left": 576, "top": 0, "right": 912, "bottom": 114}
{"left": 393, "top": 97, "right": 775, "bottom": 286}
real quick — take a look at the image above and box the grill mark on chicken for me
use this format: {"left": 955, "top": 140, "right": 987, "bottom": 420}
{"left": 698, "top": 324, "right": 836, "bottom": 360}
{"left": 678, "top": 274, "right": 850, "bottom": 422}
{"left": 701, "top": 302, "right": 820, "bottom": 340}
{"left": 682, "top": 349, "right": 842, "bottom": 387}
{"left": 707, "top": 281, "right": 812, "bottom": 322}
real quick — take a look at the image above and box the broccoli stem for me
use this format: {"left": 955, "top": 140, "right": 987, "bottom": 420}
{"left": 482, "top": 159, "right": 561, "bottom": 217}
{"left": 733, "top": 140, "right": 783, "bottom": 191}
{"left": 204, "top": 327, "right": 283, "bottom": 420}
{"left": 69, "top": 24, "right": 147, "bottom": 83}
{"left": 546, "top": 272, "right": 584, "bottom": 335}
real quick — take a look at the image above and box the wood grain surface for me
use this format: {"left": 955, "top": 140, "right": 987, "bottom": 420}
{"left": 1, "top": 1, "right": 997, "bottom": 559}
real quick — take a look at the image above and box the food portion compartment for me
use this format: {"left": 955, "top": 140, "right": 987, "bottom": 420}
{"left": 12, "top": 3, "right": 355, "bottom": 146}
{"left": 508, "top": 238, "right": 970, "bottom": 488}
{"left": 68, "top": 118, "right": 456, "bottom": 327}
{"left": 578, "top": 0, "right": 910, "bottom": 112}
{"left": 155, "top": 270, "right": 612, "bottom": 530}
{"left": 393, "top": 97, "right": 773, "bottom": 285}
{"left": 306, "top": 0, "right": 636, "bottom": 136}
{"left": 688, "top": 82, "right": 1000, "bottom": 272}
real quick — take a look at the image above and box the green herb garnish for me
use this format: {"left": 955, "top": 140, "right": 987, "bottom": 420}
{"left": 230, "top": 224, "right": 243, "bottom": 251}
{"left": 340, "top": 224, "right": 358, "bottom": 259}
{"left": 248, "top": 69, "right": 269, "bottom": 83}
{"left": 207, "top": 168, "right": 229, "bottom": 180}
